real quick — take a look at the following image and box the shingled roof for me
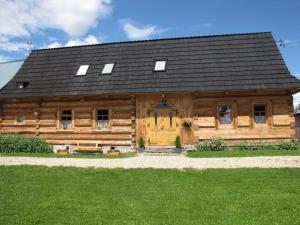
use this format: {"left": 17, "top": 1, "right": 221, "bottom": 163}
{"left": 1, "top": 32, "right": 300, "bottom": 98}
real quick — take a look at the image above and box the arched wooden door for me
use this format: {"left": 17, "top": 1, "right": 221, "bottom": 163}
{"left": 146, "top": 109, "right": 180, "bottom": 146}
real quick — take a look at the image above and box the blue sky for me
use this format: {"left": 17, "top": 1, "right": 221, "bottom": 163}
{"left": 0, "top": 0, "right": 299, "bottom": 76}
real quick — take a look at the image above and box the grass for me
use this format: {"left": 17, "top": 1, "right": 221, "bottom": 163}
{"left": 186, "top": 149, "right": 300, "bottom": 158}
{"left": 0, "top": 166, "right": 300, "bottom": 225}
{"left": 0, "top": 152, "right": 136, "bottom": 158}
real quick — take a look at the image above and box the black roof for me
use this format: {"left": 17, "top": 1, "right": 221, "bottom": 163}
{"left": 1, "top": 32, "right": 300, "bottom": 98}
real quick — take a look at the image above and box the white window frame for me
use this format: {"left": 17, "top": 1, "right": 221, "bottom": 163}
{"left": 76, "top": 65, "right": 89, "bottom": 76}
{"left": 154, "top": 60, "right": 166, "bottom": 71}
{"left": 60, "top": 109, "right": 73, "bottom": 130}
{"left": 218, "top": 105, "right": 232, "bottom": 125}
{"left": 101, "top": 63, "right": 115, "bottom": 74}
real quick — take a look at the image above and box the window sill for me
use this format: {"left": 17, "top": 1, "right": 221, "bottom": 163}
{"left": 14, "top": 123, "right": 26, "bottom": 126}
{"left": 92, "top": 129, "right": 111, "bottom": 132}
{"left": 217, "top": 125, "right": 234, "bottom": 129}
{"left": 56, "top": 129, "right": 75, "bottom": 133}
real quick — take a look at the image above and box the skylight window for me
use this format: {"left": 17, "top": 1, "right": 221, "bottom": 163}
{"left": 154, "top": 60, "right": 166, "bottom": 71}
{"left": 76, "top": 65, "right": 89, "bottom": 76}
{"left": 17, "top": 82, "right": 29, "bottom": 89}
{"left": 102, "top": 63, "right": 115, "bottom": 74}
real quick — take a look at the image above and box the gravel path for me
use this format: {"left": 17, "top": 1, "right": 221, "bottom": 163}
{"left": 1, "top": 155, "right": 300, "bottom": 169}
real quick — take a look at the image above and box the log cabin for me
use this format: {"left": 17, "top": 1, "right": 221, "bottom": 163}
{"left": 0, "top": 32, "right": 300, "bottom": 152}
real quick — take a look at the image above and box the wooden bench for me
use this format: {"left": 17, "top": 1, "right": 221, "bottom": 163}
{"left": 74, "top": 141, "right": 103, "bottom": 153}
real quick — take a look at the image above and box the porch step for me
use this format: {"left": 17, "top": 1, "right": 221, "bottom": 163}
{"left": 140, "top": 152, "right": 182, "bottom": 156}
{"left": 143, "top": 147, "right": 181, "bottom": 154}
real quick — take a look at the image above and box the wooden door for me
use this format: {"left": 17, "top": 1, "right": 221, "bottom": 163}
{"left": 147, "top": 109, "right": 179, "bottom": 146}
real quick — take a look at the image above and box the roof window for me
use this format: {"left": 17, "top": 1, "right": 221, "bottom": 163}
{"left": 17, "top": 82, "right": 28, "bottom": 89}
{"left": 101, "top": 63, "right": 115, "bottom": 74}
{"left": 154, "top": 60, "right": 166, "bottom": 71}
{"left": 76, "top": 65, "right": 89, "bottom": 76}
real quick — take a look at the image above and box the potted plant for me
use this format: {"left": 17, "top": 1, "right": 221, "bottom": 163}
{"left": 182, "top": 118, "right": 192, "bottom": 129}
{"left": 137, "top": 137, "right": 145, "bottom": 152}
{"left": 174, "top": 135, "right": 182, "bottom": 153}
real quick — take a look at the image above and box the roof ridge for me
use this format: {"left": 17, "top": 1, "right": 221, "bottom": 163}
{"left": 34, "top": 31, "right": 272, "bottom": 52}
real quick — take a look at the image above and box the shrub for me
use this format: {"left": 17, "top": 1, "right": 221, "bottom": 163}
{"left": 278, "top": 141, "right": 298, "bottom": 150}
{"left": 234, "top": 141, "right": 297, "bottom": 151}
{"left": 175, "top": 135, "right": 182, "bottom": 148}
{"left": 196, "top": 136, "right": 227, "bottom": 151}
{"left": 233, "top": 142, "right": 254, "bottom": 151}
{"left": 138, "top": 137, "right": 145, "bottom": 148}
{"left": 238, "top": 142, "right": 277, "bottom": 151}
{"left": 0, "top": 134, "right": 53, "bottom": 153}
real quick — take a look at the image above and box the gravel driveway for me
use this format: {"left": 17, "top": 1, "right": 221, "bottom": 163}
{"left": 1, "top": 155, "right": 300, "bottom": 169}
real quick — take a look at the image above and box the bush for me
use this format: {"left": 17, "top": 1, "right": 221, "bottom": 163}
{"left": 175, "top": 135, "right": 182, "bottom": 148}
{"left": 196, "top": 137, "right": 227, "bottom": 151}
{"left": 138, "top": 137, "right": 145, "bottom": 148}
{"left": 234, "top": 142, "right": 277, "bottom": 151}
{"left": 233, "top": 142, "right": 254, "bottom": 151}
{"left": 0, "top": 134, "right": 53, "bottom": 153}
{"left": 278, "top": 141, "right": 298, "bottom": 150}
{"left": 233, "top": 141, "right": 298, "bottom": 151}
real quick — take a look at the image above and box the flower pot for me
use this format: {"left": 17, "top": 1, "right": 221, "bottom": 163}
{"left": 137, "top": 147, "right": 145, "bottom": 153}
{"left": 175, "top": 148, "right": 182, "bottom": 153}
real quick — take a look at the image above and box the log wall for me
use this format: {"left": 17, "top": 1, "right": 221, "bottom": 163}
{"left": 0, "top": 95, "right": 134, "bottom": 146}
{"left": 193, "top": 91, "right": 295, "bottom": 145}
{"left": 0, "top": 90, "right": 296, "bottom": 148}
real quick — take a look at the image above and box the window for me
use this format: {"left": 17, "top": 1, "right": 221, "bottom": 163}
{"left": 154, "top": 60, "right": 166, "bottom": 71}
{"left": 101, "top": 63, "right": 114, "bottom": 74}
{"left": 76, "top": 65, "right": 89, "bottom": 76}
{"left": 170, "top": 111, "right": 173, "bottom": 128}
{"left": 97, "top": 110, "right": 109, "bottom": 129}
{"left": 61, "top": 110, "right": 72, "bottom": 130}
{"left": 16, "top": 114, "right": 25, "bottom": 123}
{"left": 17, "top": 82, "right": 28, "bottom": 89}
{"left": 218, "top": 106, "right": 232, "bottom": 124}
{"left": 254, "top": 105, "right": 266, "bottom": 124}
{"left": 154, "top": 112, "right": 158, "bottom": 128}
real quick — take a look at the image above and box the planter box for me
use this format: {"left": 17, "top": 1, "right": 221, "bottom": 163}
{"left": 56, "top": 149, "right": 69, "bottom": 155}
{"left": 107, "top": 150, "right": 121, "bottom": 156}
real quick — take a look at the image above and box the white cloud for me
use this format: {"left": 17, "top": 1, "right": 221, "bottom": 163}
{"left": 0, "top": 36, "right": 28, "bottom": 52}
{"left": 0, "top": 54, "right": 12, "bottom": 62}
{"left": 47, "top": 34, "right": 99, "bottom": 48}
{"left": 66, "top": 34, "right": 99, "bottom": 46}
{"left": 0, "top": 0, "right": 112, "bottom": 38}
{"left": 47, "top": 42, "right": 62, "bottom": 48}
{"left": 120, "top": 20, "right": 167, "bottom": 40}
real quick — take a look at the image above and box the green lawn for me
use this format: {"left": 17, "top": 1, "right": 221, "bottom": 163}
{"left": 186, "top": 149, "right": 300, "bottom": 158}
{"left": 0, "top": 152, "right": 136, "bottom": 158}
{"left": 0, "top": 166, "right": 299, "bottom": 225}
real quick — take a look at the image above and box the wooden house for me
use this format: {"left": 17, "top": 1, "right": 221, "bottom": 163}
{"left": 0, "top": 32, "right": 300, "bottom": 151}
